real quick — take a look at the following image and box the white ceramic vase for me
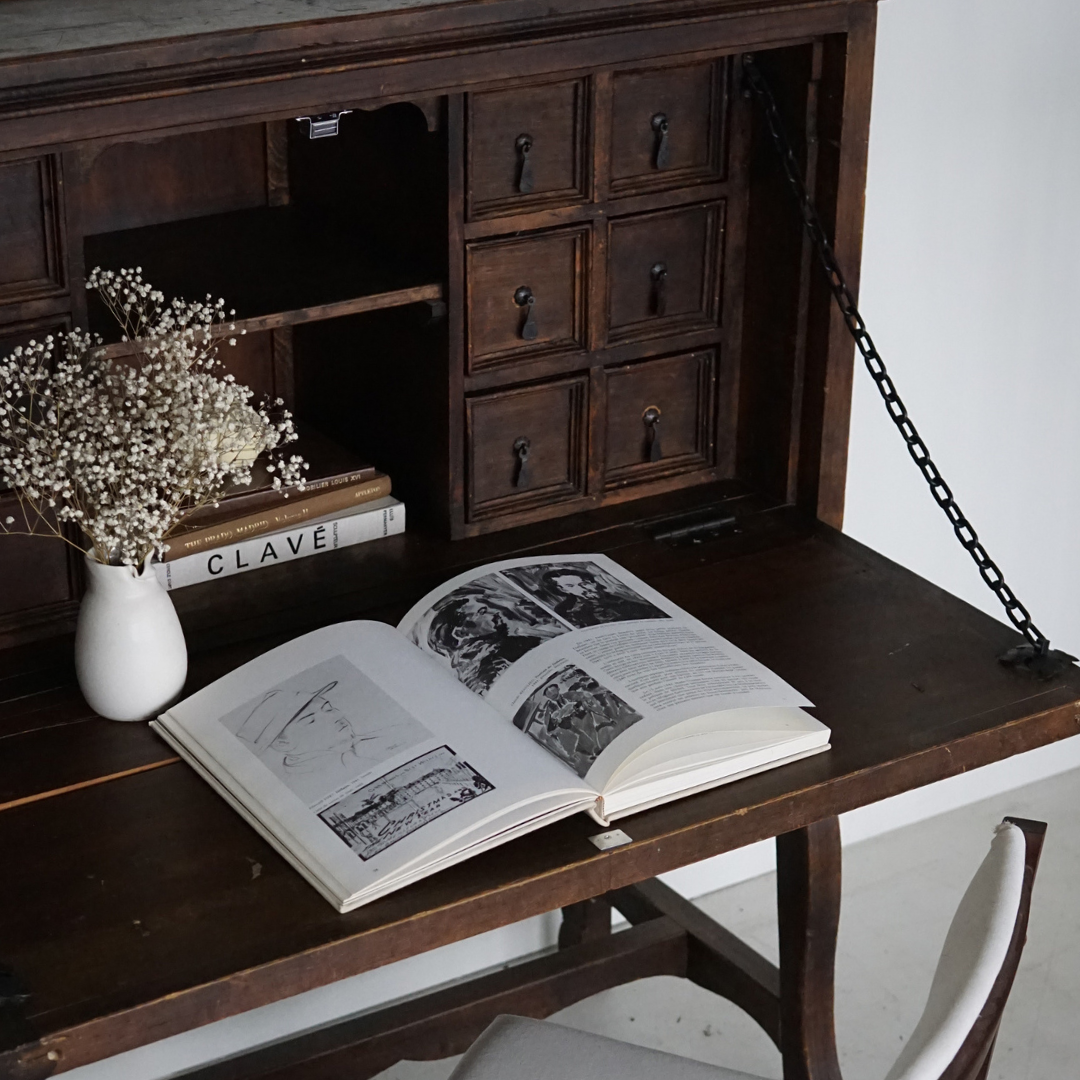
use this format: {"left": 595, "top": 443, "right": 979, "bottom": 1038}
{"left": 75, "top": 554, "right": 188, "bottom": 721}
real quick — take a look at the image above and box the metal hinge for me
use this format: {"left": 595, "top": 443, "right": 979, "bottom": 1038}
{"left": 295, "top": 111, "right": 352, "bottom": 138}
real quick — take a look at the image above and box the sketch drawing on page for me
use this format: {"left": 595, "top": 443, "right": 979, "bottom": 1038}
{"left": 501, "top": 561, "right": 669, "bottom": 629}
{"left": 405, "top": 572, "right": 568, "bottom": 694}
{"left": 318, "top": 745, "right": 495, "bottom": 860}
{"left": 219, "top": 656, "right": 432, "bottom": 806}
{"left": 512, "top": 663, "right": 644, "bottom": 778}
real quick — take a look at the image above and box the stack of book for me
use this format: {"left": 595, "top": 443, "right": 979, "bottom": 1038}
{"left": 154, "top": 427, "right": 404, "bottom": 591}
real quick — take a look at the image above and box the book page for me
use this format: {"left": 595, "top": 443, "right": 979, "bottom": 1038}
{"left": 397, "top": 554, "right": 812, "bottom": 789}
{"left": 157, "top": 622, "right": 595, "bottom": 904}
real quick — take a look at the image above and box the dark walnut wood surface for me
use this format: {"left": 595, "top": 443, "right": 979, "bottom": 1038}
{"left": 3, "top": 496, "right": 1078, "bottom": 1076}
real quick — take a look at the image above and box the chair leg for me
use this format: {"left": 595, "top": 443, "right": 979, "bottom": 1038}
{"left": 776, "top": 817, "right": 843, "bottom": 1080}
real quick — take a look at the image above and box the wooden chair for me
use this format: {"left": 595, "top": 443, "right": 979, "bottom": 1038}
{"left": 449, "top": 817, "right": 1046, "bottom": 1080}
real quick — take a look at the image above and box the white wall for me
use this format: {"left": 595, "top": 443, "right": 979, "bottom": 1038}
{"left": 845, "top": 0, "right": 1080, "bottom": 658}
{"left": 65, "top": 1, "right": 1080, "bottom": 1075}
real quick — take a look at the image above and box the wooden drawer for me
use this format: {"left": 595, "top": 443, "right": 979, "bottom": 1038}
{"left": 606, "top": 202, "right": 723, "bottom": 345}
{"left": 466, "top": 226, "right": 588, "bottom": 371}
{"left": 467, "top": 79, "right": 590, "bottom": 219}
{"left": 603, "top": 350, "right": 717, "bottom": 489}
{"left": 609, "top": 58, "right": 727, "bottom": 198}
{"left": 467, "top": 375, "right": 588, "bottom": 521}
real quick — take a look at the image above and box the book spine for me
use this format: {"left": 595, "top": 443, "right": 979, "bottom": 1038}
{"left": 163, "top": 474, "right": 392, "bottom": 561}
{"left": 155, "top": 500, "right": 404, "bottom": 591}
{"left": 180, "top": 465, "right": 378, "bottom": 527}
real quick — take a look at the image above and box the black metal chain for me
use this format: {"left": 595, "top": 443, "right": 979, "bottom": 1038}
{"left": 741, "top": 53, "right": 1074, "bottom": 677}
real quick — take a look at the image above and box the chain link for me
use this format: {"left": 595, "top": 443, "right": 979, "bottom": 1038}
{"left": 741, "top": 53, "right": 1051, "bottom": 657}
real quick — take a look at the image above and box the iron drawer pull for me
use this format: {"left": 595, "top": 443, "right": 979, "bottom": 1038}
{"left": 642, "top": 406, "right": 663, "bottom": 462}
{"left": 514, "top": 285, "right": 538, "bottom": 340}
{"left": 650, "top": 262, "right": 668, "bottom": 317}
{"left": 512, "top": 436, "right": 532, "bottom": 487}
{"left": 651, "top": 112, "right": 670, "bottom": 169}
{"left": 516, "top": 134, "right": 535, "bottom": 194}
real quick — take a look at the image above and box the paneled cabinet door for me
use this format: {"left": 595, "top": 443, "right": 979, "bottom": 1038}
{"left": 609, "top": 58, "right": 728, "bottom": 198}
{"left": 0, "top": 155, "right": 65, "bottom": 306}
{"left": 466, "top": 375, "right": 588, "bottom": 521}
{"left": 467, "top": 78, "right": 590, "bottom": 219}
{"left": 0, "top": 318, "right": 78, "bottom": 631}
{"left": 606, "top": 202, "right": 723, "bottom": 345}
{"left": 603, "top": 350, "right": 717, "bottom": 490}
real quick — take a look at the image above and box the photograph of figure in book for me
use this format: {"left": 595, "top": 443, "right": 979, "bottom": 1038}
{"left": 219, "top": 655, "right": 432, "bottom": 806}
{"left": 319, "top": 745, "right": 495, "bottom": 860}
{"left": 513, "top": 664, "right": 644, "bottom": 778}
{"left": 502, "top": 561, "right": 669, "bottom": 629}
{"left": 404, "top": 572, "right": 568, "bottom": 694}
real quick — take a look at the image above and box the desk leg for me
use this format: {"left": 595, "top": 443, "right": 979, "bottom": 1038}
{"left": 776, "top": 817, "right": 843, "bottom": 1080}
{"left": 558, "top": 897, "right": 613, "bottom": 948}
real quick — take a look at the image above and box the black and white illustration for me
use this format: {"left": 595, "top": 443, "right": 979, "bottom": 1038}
{"left": 501, "top": 560, "right": 669, "bottom": 629}
{"left": 318, "top": 746, "right": 495, "bottom": 860}
{"left": 512, "top": 664, "right": 644, "bottom": 778}
{"left": 404, "top": 572, "right": 569, "bottom": 695}
{"left": 219, "top": 655, "right": 432, "bottom": 806}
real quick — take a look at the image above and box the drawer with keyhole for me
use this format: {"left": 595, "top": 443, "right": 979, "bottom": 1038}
{"left": 603, "top": 350, "right": 717, "bottom": 490}
{"left": 466, "top": 375, "right": 589, "bottom": 521}
{"left": 466, "top": 226, "right": 588, "bottom": 371}
{"left": 609, "top": 58, "right": 728, "bottom": 198}
{"left": 605, "top": 202, "right": 723, "bottom": 345}
{"left": 467, "top": 78, "right": 590, "bottom": 219}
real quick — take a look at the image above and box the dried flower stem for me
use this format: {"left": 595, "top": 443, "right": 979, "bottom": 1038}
{"left": 0, "top": 267, "right": 307, "bottom": 566}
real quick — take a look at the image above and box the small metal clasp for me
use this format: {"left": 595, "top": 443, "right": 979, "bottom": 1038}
{"left": 295, "top": 111, "right": 353, "bottom": 138}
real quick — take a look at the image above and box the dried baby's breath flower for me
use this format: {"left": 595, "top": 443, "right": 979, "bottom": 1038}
{"left": 0, "top": 267, "right": 305, "bottom": 566}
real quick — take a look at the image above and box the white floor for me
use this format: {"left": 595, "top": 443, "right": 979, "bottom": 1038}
{"left": 376, "top": 766, "right": 1080, "bottom": 1080}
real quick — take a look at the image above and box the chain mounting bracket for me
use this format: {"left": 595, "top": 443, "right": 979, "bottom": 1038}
{"left": 741, "top": 52, "right": 1076, "bottom": 680}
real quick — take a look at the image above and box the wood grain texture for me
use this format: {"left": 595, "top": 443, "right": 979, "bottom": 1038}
{"left": 466, "top": 77, "right": 590, "bottom": 219}
{"left": 466, "top": 227, "right": 589, "bottom": 370}
{"left": 603, "top": 349, "right": 718, "bottom": 490}
{"left": 605, "top": 201, "right": 724, "bottom": 345}
{"left": 1, "top": 516, "right": 1077, "bottom": 1075}
{"left": 609, "top": 56, "right": 728, "bottom": 198}
{"left": 0, "top": 155, "right": 64, "bottom": 305}
{"left": 776, "top": 817, "right": 842, "bottom": 1080}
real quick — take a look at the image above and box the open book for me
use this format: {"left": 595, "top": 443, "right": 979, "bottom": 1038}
{"left": 152, "top": 555, "right": 829, "bottom": 912}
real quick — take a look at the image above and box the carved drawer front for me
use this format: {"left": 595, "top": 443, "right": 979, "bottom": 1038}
{"left": 0, "top": 156, "right": 65, "bottom": 307}
{"left": 467, "top": 227, "right": 588, "bottom": 371}
{"left": 606, "top": 202, "right": 723, "bottom": 345}
{"left": 467, "top": 78, "right": 589, "bottom": 219}
{"left": 467, "top": 375, "right": 588, "bottom": 521}
{"left": 603, "top": 350, "right": 717, "bottom": 490}
{"left": 610, "top": 58, "right": 727, "bottom": 198}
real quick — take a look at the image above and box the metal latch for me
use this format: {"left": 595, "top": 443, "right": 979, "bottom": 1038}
{"left": 295, "top": 111, "right": 353, "bottom": 138}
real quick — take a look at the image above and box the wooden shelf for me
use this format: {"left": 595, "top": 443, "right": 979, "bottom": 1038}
{"left": 84, "top": 205, "right": 444, "bottom": 347}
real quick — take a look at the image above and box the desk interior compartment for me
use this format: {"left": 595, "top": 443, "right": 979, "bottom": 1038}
{"left": 80, "top": 105, "right": 447, "bottom": 346}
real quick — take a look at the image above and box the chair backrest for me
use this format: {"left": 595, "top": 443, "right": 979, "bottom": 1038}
{"left": 883, "top": 817, "right": 1045, "bottom": 1080}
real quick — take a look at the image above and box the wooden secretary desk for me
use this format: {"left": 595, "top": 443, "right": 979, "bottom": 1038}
{"left": 3, "top": 2, "right": 1079, "bottom": 1079}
